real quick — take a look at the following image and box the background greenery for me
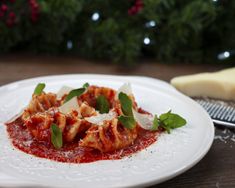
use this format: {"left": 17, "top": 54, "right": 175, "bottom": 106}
{"left": 0, "top": 0, "right": 234, "bottom": 64}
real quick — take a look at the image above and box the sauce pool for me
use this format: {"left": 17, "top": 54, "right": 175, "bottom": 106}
{"left": 6, "top": 118, "right": 160, "bottom": 163}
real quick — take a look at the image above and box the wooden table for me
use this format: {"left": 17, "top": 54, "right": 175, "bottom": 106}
{"left": 0, "top": 55, "right": 235, "bottom": 188}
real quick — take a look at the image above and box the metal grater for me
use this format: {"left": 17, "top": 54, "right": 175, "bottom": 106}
{"left": 193, "top": 98, "right": 235, "bottom": 128}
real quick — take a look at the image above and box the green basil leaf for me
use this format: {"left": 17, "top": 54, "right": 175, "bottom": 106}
{"left": 163, "top": 113, "right": 187, "bottom": 128}
{"left": 83, "top": 82, "right": 89, "bottom": 89}
{"left": 64, "top": 88, "right": 85, "bottom": 103}
{"left": 96, "top": 95, "right": 109, "bottom": 114}
{"left": 118, "top": 92, "right": 133, "bottom": 116}
{"left": 151, "top": 115, "right": 159, "bottom": 131}
{"left": 159, "top": 110, "right": 171, "bottom": 122}
{"left": 118, "top": 115, "right": 136, "bottom": 129}
{"left": 161, "top": 124, "right": 171, "bottom": 134}
{"left": 159, "top": 110, "right": 186, "bottom": 133}
{"left": 33, "top": 83, "right": 45, "bottom": 95}
{"left": 51, "top": 124, "right": 63, "bottom": 149}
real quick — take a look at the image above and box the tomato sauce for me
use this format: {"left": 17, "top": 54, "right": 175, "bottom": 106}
{"left": 6, "top": 118, "right": 160, "bottom": 163}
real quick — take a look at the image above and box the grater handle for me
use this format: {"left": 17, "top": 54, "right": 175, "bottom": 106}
{"left": 212, "top": 119, "right": 235, "bottom": 129}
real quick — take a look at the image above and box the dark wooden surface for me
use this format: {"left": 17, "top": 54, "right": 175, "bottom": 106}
{"left": 0, "top": 55, "right": 235, "bottom": 188}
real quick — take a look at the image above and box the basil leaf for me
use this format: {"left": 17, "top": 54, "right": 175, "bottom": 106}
{"left": 159, "top": 110, "right": 171, "bottom": 122}
{"left": 96, "top": 95, "right": 109, "bottom": 114}
{"left": 161, "top": 124, "right": 171, "bottom": 134}
{"left": 33, "top": 83, "right": 45, "bottom": 95}
{"left": 159, "top": 110, "right": 186, "bottom": 133}
{"left": 151, "top": 115, "right": 159, "bottom": 131}
{"left": 83, "top": 82, "right": 89, "bottom": 89}
{"left": 64, "top": 88, "right": 85, "bottom": 103}
{"left": 51, "top": 124, "right": 63, "bottom": 149}
{"left": 118, "top": 115, "right": 136, "bottom": 129}
{"left": 118, "top": 92, "right": 133, "bottom": 116}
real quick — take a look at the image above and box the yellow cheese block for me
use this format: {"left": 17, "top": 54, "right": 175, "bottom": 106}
{"left": 170, "top": 67, "right": 235, "bottom": 100}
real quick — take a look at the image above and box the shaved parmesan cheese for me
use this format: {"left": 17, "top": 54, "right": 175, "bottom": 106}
{"left": 115, "top": 83, "right": 133, "bottom": 99}
{"left": 59, "top": 97, "right": 79, "bottom": 114}
{"left": 5, "top": 108, "right": 25, "bottom": 124}
{"left": 57, "top": 86, "right": 74, "bottom": 100}
{"left": 85, "top": 110, "right": 117, "bottom": 126}
{"left": 133, "top": 109, "right": 153, "bottom": 130}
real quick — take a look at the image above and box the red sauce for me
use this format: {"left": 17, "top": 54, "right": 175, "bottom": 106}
{"left": 6, "top": 118, "right": 160, "bottom": 163}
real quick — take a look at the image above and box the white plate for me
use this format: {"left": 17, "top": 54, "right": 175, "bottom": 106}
{"left": 0, "top": 74, "right": 214, "bottom": 188}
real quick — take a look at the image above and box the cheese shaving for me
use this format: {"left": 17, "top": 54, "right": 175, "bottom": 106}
{"left": 133, "top": 109, "right": 154, "bottom": 130}
{"left": 85, "top": 110, "right": 117, "bottom": 126}
{"left": 115, "top": 83, "right": 132, "bottom": 100}
{"left": 59, "top": 97, "right": 79, "bottom": 114}
{"left": 57, "top": 86, "right": 74, "bottom": 100}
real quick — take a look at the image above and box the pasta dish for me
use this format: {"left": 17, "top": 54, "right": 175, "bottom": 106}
{"left": 5, "top": 83, "right": 186, "bottom": 163}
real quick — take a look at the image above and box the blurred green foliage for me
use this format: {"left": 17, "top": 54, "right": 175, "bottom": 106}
{"left": 0, "top": 0, "right": 234, "bottom": 64}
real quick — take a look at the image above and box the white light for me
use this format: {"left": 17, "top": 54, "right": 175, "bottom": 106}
{"left": 217, "top": 51, "right": 231, "bottom": 60}
{"left": 145, "top": 20, "right": 156, "bottom": 28}
{"left": 143, "top": 37, "right": 150, "bottom": 45}
{"left": 67, "top": 40, "right": 73, "bottom": 49}
{"left": 212, "top": 0, "right": 217, "bottom": 2}
{"left": 149, "top": 21, "right": 156, "bottom": 27}
{"left": 224, "top": 51, "right": 230, "bottom": 58}
{"left": 91, "top": 12, "right": 100, "bottom": 21}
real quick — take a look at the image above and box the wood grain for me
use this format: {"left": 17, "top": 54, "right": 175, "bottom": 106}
{"left": 0, "top": 55, "right": 234, "bottom": 188}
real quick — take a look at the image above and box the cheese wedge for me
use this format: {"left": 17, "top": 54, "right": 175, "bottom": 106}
{"left": 170, "top": 67, "right": 235, "bottom": 100}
